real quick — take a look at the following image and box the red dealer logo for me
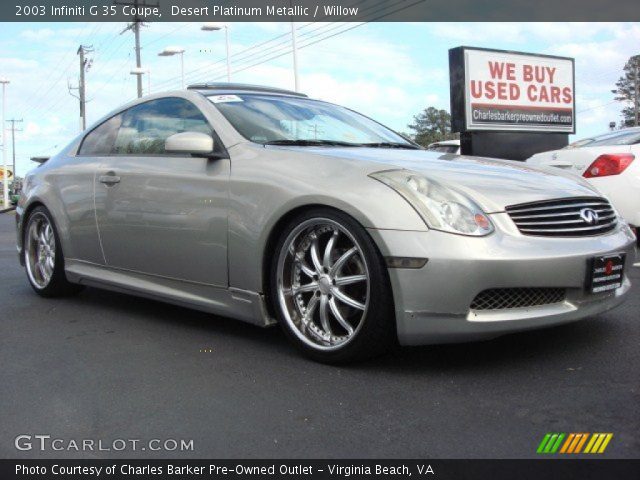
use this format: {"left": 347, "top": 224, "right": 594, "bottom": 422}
{"left": 605, "top": 260, "right": 614, "bottom": 276}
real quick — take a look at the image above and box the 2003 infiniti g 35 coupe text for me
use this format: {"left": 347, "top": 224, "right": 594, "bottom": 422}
{"left": 16, "top": 83, "right": 637, "bottom": 362}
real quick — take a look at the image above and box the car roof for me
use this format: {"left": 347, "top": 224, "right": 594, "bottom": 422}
{"left": 187, "top": 82, "right": 308, "bottom": 98}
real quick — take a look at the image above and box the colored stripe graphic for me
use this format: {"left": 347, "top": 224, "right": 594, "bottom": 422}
{"left": 584, "top": 433, "right": 613, "bottom": 454}
{"left": 567, "top": 433, "right": 584, "bottom": 453}
{"left": 559, "top": 433, "right": 575, "bottom": 453}
{"left": 574, "top": 433, "right": 589, "bottom": 453}
{"left": 538, "top": 433, "right": 613, "bottom": 454}
{"left": 537, "top": 433, "right": 565, "bottom": 454}
{"left": 537, "top": 433, "right": 552, "bottom": 453}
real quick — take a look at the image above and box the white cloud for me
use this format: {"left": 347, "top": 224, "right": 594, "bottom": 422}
{"left": 20, "top": 28, "right": 55, "bottom": 41}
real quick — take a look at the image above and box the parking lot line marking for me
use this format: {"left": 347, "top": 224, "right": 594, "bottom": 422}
{"left": 634, "top": 262, "right": 640, "bottom": 267}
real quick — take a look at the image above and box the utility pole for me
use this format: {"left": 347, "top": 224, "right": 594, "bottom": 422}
{"left": 69, "top": 45, "right": 93, "bottom": 131}
{"left": 0, "top": 78, "right": 9, "bottom": 208}
{"left": 290, "top": 21, "right": 299, "bottom": 92}
{"left": 6, "top": 119, "right": 22, "bottom": 181}
{"left": 78, "top": 45, "right": 92, "bottom": 130}
{"left": 635, "top": 56, "right": 639, "bottom": 127}
{"left": 116, "top": 0, "right": 159, "bottom": 98}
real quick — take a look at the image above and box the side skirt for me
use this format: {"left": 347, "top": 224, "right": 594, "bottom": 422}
{"left": 64, "top": 259, "right": 276, "bottom": 327}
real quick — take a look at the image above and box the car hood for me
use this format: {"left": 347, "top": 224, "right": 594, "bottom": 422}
{"left": 269, "top": 146, "right": 599, "bottom": 213}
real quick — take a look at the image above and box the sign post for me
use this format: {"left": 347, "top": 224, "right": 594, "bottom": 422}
{"left": 450, "top": 47, "right": 575, "bottom": 160}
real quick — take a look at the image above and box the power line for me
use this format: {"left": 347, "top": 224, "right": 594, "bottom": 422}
{"left": 577, "top": 100, "right": 618, "bottom": 114}
{"left": 19, "top": 23, "right": 102, "bottom": 118}
{"left": 158, "top": 0, "right": 424, "bottom": 91}
{"left": 196, "top": 0, "right": 423, "bottom": 87}
{"left": 154, "top": 0, "right": 412, "bottom": 91}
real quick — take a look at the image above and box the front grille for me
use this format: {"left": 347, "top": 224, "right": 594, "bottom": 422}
{"left": 470, "top": 288, "right": 566, "bottom": 311}
{"left": 506, "top": 197, "right": 617, "bottom": 237}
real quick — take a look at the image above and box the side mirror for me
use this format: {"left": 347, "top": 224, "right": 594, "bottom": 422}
{"left": 165, "top": 132, "right": 214, "bottom": 155}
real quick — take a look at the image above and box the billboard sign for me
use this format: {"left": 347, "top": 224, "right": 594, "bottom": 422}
{"left": 450, "top": 47, "right": 575, "bottom": 133}
{"left": 0, "top": 167, "right": 13, "bottom": 180}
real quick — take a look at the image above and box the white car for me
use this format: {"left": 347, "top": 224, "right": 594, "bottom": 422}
{"left": 527, "top": 128, "right": 640, "bottom": 236}
{"left": 426, "top": 139, "right": 460, "bottom": 154}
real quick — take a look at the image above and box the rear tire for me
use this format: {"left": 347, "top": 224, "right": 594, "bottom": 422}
{"left": 269, "top": 208, "right": 395, "bottom": 363}
{"left": 23, "top": 206, "right": 84, "bottom": 297}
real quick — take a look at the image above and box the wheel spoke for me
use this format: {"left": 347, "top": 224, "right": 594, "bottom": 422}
{"left": 330, "top": 247, "right": 357, "bottom": 276}
{"left": 38, "top": 229, "right": 47, "bottom": 247}
{"left": 332, "top": 288, "right": 365, "bottom": 310}
{"left": 329, "top": 297, "right": 354, "bottom": 335}
{"left": 334, "top": 274, "right": 367, "bottom": 286}
{"left": 44, "top": 224, "right": 53, "bottom": 244}
{"left": 43, "top": 259, "right": 53, "bottom": 279}
{"left": 292, "top": 282, "right": 318, "bottom": 294}
{"left": 295, "top": 258, "right": 316, "bottom": 278}
{"left": 310, "top": 236, "right": 323, "bottom": 272}
{"left": 319, "top": 295, "right": 332, "bottom": 336}
{"left": 304, "top": 293, "right": 319, "bottom": 321}
{"left": 46, "top": 256, "right": 55, "bottom": 270}
{"left": 323, "top": 230, "right": 338, "bottom": 268}
{"left": 36, "top": 261, "right": 46, "bottom": 280}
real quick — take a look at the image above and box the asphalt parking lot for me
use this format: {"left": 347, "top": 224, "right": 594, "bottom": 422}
{"left": 0, "top": 210, "right": 638, "bottom": 459}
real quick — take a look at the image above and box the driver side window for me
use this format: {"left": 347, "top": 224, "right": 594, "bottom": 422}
{"left": 112, "top": 97, "right": 216, "bottom": 155}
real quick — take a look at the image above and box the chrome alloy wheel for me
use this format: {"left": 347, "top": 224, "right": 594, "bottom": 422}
{"left": 276, "top": 218, "right": 370, "bottom": 350}
{"left": 25, "top": 213, "right": 56, "bottom": 289}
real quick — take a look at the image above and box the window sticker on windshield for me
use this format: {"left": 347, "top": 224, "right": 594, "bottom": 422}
{"left": 209, "top": 94, "right": 243, "bottom": 104}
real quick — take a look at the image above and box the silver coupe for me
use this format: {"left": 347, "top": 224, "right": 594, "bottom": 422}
{"left": 16, "top": 83, "right": 637, "bottom": 362}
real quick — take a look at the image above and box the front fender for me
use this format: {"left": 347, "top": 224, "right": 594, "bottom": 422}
{"left": 226, "top": 145, "right": 428, "bottom": 293}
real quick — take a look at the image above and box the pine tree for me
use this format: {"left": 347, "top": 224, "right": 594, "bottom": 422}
{"left": 612, "top": 55, "right": 640, "bottom": 127}
{"left": 407, "top": 107, "right": 457, "bottom": 147}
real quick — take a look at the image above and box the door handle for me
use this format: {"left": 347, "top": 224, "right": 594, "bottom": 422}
{"left": 99, "top": 174, "right": 121, "bottom": 185}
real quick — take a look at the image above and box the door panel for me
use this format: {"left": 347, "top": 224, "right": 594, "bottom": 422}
{"left": 95, "top": 156, "right": 229, "bottom": 286}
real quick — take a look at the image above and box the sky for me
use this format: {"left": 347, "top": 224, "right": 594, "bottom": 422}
{"left": 0, "top": 21, "right": 639, "bottom": 177}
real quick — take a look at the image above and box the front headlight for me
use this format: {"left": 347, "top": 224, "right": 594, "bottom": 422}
{"left": 370, "top": 170, "right": 494, "bottom": 236}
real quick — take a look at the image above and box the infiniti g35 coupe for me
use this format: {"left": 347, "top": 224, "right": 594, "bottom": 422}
{"left": 16, "top": 83, "right": 637, "bottom": 362}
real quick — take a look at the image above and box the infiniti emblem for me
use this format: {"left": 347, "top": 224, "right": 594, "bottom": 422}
{"left": 579, "top": 208, "right": 599, "bottom": 225}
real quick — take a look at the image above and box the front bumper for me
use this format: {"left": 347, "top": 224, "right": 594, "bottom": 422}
{"left": 368, "top": 213, "right": 637, "bottom": 346}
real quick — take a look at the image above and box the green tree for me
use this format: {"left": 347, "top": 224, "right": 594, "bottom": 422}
{"left": 407, "top": 107, "right": 457, "bottom": 147}
{"left": 612, "top": 55, "right": 640, "bottom": 127}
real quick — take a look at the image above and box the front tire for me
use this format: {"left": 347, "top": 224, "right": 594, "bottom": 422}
{"left": 270, "top": 208, "right": 395, "bottom": 363}
{"left": 23, "top": 206, "right": 83, "bottom": 297}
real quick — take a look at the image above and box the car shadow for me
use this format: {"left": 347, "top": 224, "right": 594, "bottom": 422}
{"left": 358, "top": 318, "right": 617, "bottom": 374}
{"left": 72, "top": 286, "right": 618, "bottom": 373}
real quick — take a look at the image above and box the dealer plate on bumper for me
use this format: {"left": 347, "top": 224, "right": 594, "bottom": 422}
{"left": 588, "top": 254, "right": 625, "bottom": 294}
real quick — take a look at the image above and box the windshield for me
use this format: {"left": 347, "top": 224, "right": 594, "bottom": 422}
{"left": 208, "top": 94, "right": 412, "bottom": 146}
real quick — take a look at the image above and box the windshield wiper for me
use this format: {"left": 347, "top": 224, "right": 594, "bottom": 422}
{"left": 263, "top": 139, "right": 360, "bottom": 147}
{"left": 356, "top": 142, "right": 421, "bottom": 150}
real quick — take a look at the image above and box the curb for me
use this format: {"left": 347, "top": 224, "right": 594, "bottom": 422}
{"left": 0, "top": 206, "right": 16, "bottom": 214}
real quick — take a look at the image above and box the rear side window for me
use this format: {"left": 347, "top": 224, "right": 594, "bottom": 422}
{"left": 78, "top": 114, "right": 123, "bottom": 155}
{"left": 113, "top": 97, "right": 214, "bottom": 155}
{"left": 428, "top": 145, "right": 458, "bottom": 154}
{"left": 588, "top": 130, "right": 640, "bottom": 147}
